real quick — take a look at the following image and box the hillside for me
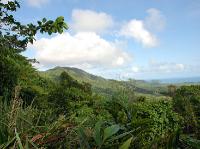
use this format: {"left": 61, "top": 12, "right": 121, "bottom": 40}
{"left": 40, "top": 66, "right": 107, "bottom": 84}
{"left": 40, "top": 66, "right": 168, "bottom": 97}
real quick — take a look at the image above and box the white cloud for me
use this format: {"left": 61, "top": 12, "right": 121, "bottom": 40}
{"left": 1, "top": 0, "right": 8, "bottom": 3}
{"left": 149, "top": 61, "right": 185, "bottom": 73}
{"left": 120, "top": 19, "right": 158, "bottom": 47}
{"left": 1, "top": 0, "right": 13, "bottom": 3}
{"left": 132, "top": 66, "right": 139, "bottom": 73}
{"left": 32, "top": 62, "right": 45, "bottom": 70}
{"left": 119, "top": 61, "right": 187, "bottom": 80}
{"left": 145, "top": 8, "right": 166, "bottom": 31}
{"left": 27, "top": 0, "right": 49, "bottom": 7}
{"left": 120, "top": 8, "right": 165, "bottom": 47}
{"left": 29, "top": 32, "right": 131, "bottom": 69}
{"left": 71, "top": 9, "right": 114, "bottom": 33}
{"left": 131, "top": 61, "right": 185, "bottom": 74}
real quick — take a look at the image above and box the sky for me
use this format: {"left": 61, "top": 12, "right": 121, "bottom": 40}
{"left": 9, "top": 0, "right": 200, "bottom": 80}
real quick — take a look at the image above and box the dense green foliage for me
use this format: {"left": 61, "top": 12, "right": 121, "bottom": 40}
{"left": 173, "top": 86, "right": 200, "bottom": 137}
{"left": 0, "top": 0, "right": 200, "bottom": 148}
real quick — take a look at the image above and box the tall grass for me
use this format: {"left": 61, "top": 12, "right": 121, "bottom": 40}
{"left": 0, "top": 93, "right": 40, "bottom": 148}
{"left": 0, "top": 96, "right": 77, "bottom": 148}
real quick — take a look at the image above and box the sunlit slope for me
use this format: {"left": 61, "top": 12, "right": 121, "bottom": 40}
{"left": 40, "top": 66, "right": 168, "bottom": 96}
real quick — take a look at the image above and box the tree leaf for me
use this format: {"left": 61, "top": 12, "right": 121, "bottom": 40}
{"left": 63, "top": 22, "right": 68, "bottom": 29}
{"left": 103, "top": 124, "right": 120, "bottom": 142}
{"left": 42, "top": 18, "right": 47, "bottom": 23}
{"left": 56, "top": 16, "right": 64, "bottom": 23}
{"left": 119, "top": 137, "right": 133, "bottom": 149}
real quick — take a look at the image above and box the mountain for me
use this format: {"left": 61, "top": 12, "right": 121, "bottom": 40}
{"left": 39, "top": 67, "right": 168, "bottom": 97}
{"left": 40, "top": 66, "right": 108, "bottom": 87}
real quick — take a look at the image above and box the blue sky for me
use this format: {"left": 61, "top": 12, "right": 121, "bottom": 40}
{"left": 13, "top": 0, "right": 200, "bottom": 80}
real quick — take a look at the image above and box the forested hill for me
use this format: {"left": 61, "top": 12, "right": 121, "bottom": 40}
{"left": 39, "top": 66, "right": 168, "bottom": 96}
{"left": 40, "top": 66, "right": 106, "bottom": 84}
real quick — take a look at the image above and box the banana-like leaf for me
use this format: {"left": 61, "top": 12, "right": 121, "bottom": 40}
{"left": 103, "top": 124, "right": 120, "bottom": 142}
{"left": 94, "top": 121, "right": 103, "bottom": 146}
{"left": 119, "top": 137, "right": 133, "bottom": 149}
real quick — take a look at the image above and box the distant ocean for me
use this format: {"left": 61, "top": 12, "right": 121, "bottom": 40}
{"left": 158, "top": 77, "right": 200, "bottom": 84}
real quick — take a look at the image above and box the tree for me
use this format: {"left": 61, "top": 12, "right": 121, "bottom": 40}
{"left": 168, "top": 84, "right": 176, "bottom": 97}
{"left": 48, "top": 72, "right": 93, "bottom": 117}
{"left": 0, "top": 0, "right": 68, "bottom": 101}
{"left": 173, "top": 86, "right": 200, "bottom": 135}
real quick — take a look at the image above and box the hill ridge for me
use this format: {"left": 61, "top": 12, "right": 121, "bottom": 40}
{"left": 39, "top": 66, "right": 169, "bottom": 97}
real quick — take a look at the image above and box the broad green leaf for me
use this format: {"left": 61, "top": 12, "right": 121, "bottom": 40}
{"left": 108, "top": 130, "right": 135, "bottom": 142}
{"left": 119, "top": 137, "right": 133, "bottom": 149}
{"left": 94, "top": 121, "right": 103, "bottom": 146}
{"left": 103, "top": 124, "right": 120, "bottom": 142}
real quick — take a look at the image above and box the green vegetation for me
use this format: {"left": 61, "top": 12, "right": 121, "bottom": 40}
{"left": 0, "top": 1, "right": 200, "bottom": 148}
{"left": 40, "top": 66, "right": 169, "bottom": 98}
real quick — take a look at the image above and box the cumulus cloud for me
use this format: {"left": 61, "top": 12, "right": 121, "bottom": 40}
{"left": 120, "top": 8, "right": 165, "bottom": 47}
{"left": 145, "top": 8, "right": 166, "bottom": 31}
{"left": 27, "top": 0, "right": 49, "bottom": 7}
{"left": 120, "top": 19, "right": 158, "bottom": 47}
{"left": 71, "top": 9, "right": 114, "bottom": 33}
{"left": 29, "top": 32, "right": 131, "bottom": 69}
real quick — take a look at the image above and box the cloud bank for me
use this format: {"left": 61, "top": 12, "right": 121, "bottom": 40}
{"left": 30, "top": 32, "right": 131, "bottom": 69}
{"left": 131, "top": 61, "right": 185, "bottom": 74}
